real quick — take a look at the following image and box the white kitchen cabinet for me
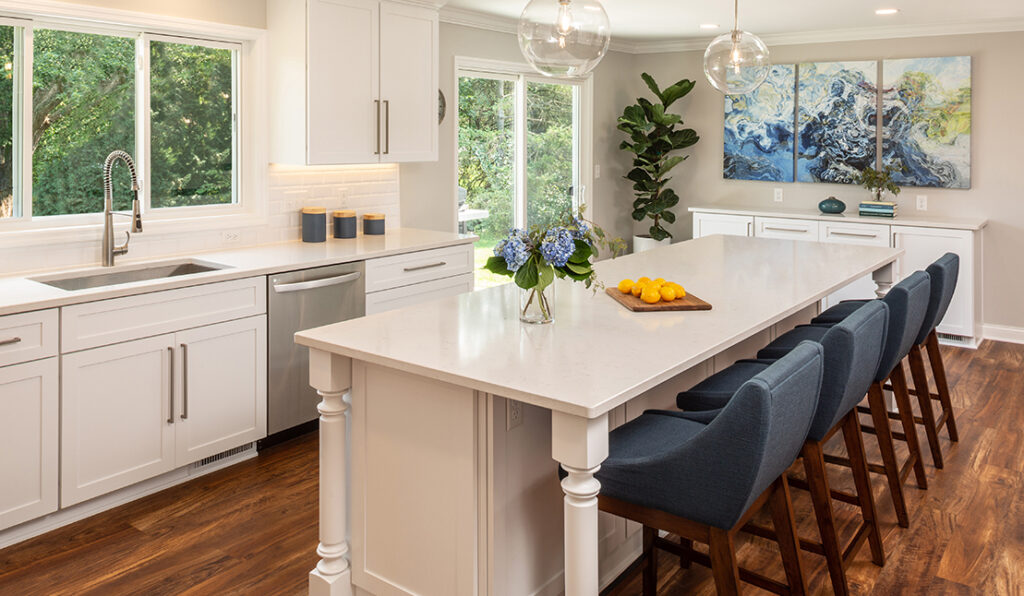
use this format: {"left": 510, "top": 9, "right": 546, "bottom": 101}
{"left": 62, "top": 335, "right": 177, "bottom": 507}
{"left": 365, "top": 244, "right": 474, "bottom": 314}
{"left": 818, "top": 220, "right": 892, "bottom": 309}
{"left": 754, "top": 216, "right": 819, "bottom": 242}
{"left": 366, "top": 273, "right": 474, "bottom": 315}
{"left": 0, "top": 358, "right": 58, "bottom": 531}
{"left": 174, "top": 316, "right": 267, "bottom": 466}
{"left": 269, "top": 0, "right": 438, "bottom": 165}
{"left": 892, "top": 225, "right": 979, "bottom": 342}
{"left": 692, "top": 212, "right": 752, "bottom": 238}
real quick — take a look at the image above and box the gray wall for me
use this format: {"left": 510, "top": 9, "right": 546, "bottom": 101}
{"left": 637, "top": 31, "right": 1024, "bottom": 330}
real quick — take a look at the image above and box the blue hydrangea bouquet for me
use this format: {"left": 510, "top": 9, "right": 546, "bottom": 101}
{"left": 484, "top": 210, "right": 624, "bottom": 324}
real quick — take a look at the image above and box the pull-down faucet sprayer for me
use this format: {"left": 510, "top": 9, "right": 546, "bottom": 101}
{"left": 102, "top": 150, "right": 142, "bottom": 267}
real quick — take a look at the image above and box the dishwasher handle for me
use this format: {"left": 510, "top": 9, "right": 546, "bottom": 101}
{"left": 273, "top": 271, "right": 362, "bottom": 294}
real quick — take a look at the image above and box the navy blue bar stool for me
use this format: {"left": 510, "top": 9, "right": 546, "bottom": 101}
{"left": 755, "top": 271, "right": 932, "bottom": 528}
{"left": 595, "top": 342, "right": 824, "bottom": 596}
{"left": 814, "top": 254, "right": 961, "bottom": 468}
{"left": 674, "top": 302, "right": 889, "bottom": 595}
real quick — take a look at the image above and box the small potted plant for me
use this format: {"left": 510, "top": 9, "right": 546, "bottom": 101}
{"left": 857, "top": 165, "right": 902, "bottom": 202}
{"left": 618, "top": 73, "right": 699, "bottom": 252}
{"left": 484, "top": 209, "right": 624, "bottom": 324}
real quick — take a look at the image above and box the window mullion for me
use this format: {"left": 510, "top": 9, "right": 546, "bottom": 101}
{"left": 514, "top": 74, "right": 527, "bottom": 230}
{"left": 136, "top": 33, "right": 150, "bottom": 213}
{"left": 19, "top": 24, "right": 32, "bottom": 220}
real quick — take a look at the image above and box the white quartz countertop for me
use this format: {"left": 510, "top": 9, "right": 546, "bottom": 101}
{"left": 0, "top": 228, "right": 474, "bottom": 317}
{"left": 689, "top": 203, "right": 988, "bottom": 231}
{"left": 295, "top": 235, "right": 902, "bottom": 419}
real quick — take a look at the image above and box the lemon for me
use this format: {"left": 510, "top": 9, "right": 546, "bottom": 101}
{"left": 637, "top": 276, "right": 651, "bottom": 284}
{"left": 641, "top": 287, "right": 661, "bottom": 304}
{"left": 631, "top": 282, "right": 645, "bottom": 298}
{"left": 668, "top": 282, "right": 686, "bottom": 297}
{"left": 617, "top": 279, "right": 634, "bottom": 294}
{"left": 653, "top": 278, "right": 666, "bottom": 286}
{"left": 659, "top": 286, "right": 677, "bottom": 302}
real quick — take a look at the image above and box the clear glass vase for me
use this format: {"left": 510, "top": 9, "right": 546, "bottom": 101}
{"left": 520, "top": 284, "right": 555, "bottom": 325}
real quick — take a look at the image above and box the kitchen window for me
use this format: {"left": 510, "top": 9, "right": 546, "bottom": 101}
{"left": 0, "top": 19, "right": 240, "bottom": 223}
{"left": 456, "top": 58, "right": 593, "bottom": 289}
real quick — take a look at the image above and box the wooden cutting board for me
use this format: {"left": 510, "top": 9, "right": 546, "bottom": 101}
{"left": 605, "top": 287, "right": 713, "bottom": 312}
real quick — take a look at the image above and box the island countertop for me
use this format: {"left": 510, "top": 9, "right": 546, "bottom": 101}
{"left": 296, "top": 234, "right": 902, "bottom": 419}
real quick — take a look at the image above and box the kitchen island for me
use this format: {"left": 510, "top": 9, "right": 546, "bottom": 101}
{"left": 295, "top": 234, "right": 902, "bottom": 596}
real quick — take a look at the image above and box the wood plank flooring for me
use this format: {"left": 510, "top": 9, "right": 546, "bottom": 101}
{"left": 0, "top": 340, "right": 1021, "bottom": 595}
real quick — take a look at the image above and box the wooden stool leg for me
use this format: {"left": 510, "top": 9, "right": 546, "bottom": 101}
{"left": 891, "top": 364, "right": 928, "bottom": 489}
{"left": 866, "top": 382, "right": 910, "bottom": 527}
{"left": 927, "top": 330, "right": 960, "bottom": 442}
{"left": 768, "top": 477, "right": 807, "bottom": 596}
{"left": 708, "top": 528, "right": 741, "bottom": 596}
{"left": 801, "top": 442, "right": 847, "bottom": 595}
{"left": 842, "top": 410, "right": 885, "bottom": 566}
{"left": 642, "top": 526, "right": 657, "bottom": 596}
{"left": 679, "top": 537, "right": 694, "bottom": 569}
{"left": 908, "top": 345, "right": 944, "bottom": 469}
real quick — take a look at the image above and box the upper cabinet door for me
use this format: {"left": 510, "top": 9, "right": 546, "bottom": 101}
{"left": 307, "top": 0, "right": 381, "bottom": 165}
{"left": 379, "top": 2, "right": 438, "bottom": 163}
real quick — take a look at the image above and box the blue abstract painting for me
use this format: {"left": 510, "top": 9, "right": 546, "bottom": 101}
{"left": 723, "top": 64, "right": 795, "bottom": 182}
{"left": 797, "top": 61, "right": 878, "bottom": 184}
{"left": 881, "top": 57, "right": 971, "bottom": 189}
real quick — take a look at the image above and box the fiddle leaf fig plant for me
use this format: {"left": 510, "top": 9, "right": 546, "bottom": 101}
{"left": 618, "top": 73, "right": 700, "bottom": 242}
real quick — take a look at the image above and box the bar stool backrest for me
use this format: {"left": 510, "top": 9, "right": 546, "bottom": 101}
{"left": 808, "top": 301, "right": 889, "bottom": 442}
{"left": 876, "top": 271, "right": 931, "bottom": 383}
{"left": 915, "top": 253, "right": 960, "bottom": 346}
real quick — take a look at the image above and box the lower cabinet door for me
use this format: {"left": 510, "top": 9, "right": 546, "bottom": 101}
{"left": 174, "top": 316, "right": 267, "bottom": 466}
{"left": 61, "top": 335, "right": 176, "bottom": 507}
{"left": 0, "top": 358, "right": 58, "bottom": 530}
{"left": 892, "top": 226, "right": 975, "bottom": 339}
{"left": 366, "top": 273, "right": 474, "bottom": 315}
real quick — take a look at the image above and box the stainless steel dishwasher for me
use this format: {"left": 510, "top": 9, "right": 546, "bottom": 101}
{"left": 267, "top": 262, "right": 365, "bottom": 438}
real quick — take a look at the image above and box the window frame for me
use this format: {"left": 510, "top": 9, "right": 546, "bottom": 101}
{"left": 0, "top": 2, "right": 267, "bottom": 244}
{"left": 453, "top": 56, "right": 594, "bottom": 233}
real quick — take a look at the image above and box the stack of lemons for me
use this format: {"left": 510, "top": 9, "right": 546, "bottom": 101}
{"left": 617, "top": 277, "right": 687, "bottom": 305}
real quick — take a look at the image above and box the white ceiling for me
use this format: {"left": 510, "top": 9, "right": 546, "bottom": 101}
{"left": 442, "top": 0, "right": 1024, "bottom": 43}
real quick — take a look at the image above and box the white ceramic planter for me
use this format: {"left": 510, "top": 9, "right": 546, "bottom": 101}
{"left": 633, "top": 235, "right": 671, "bottom": 253}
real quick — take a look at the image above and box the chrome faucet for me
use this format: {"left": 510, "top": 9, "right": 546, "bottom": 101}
{"left": 102, "top": 150, "right": 143, "bottom": 267}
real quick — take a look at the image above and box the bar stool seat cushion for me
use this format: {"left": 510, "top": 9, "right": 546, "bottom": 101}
{"left": 675, "top": 360, "right": 773, "bottom": 411}
{"left": 812, "top": 300, "right": 869, "bottom": 325}
{"left": 757, "top": 325, "right": 830, "bottom": 360}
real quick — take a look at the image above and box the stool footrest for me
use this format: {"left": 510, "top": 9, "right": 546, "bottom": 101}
{"left": 842, "top": 522, "right": 872, "bottom": 564}
{"left": 823, "top": 453, "right": 888, "bottom": 476}
{"left": 787, "top": 474, "right": 860, "bottom": 506}
{"left": 652, "top": 536, "right": 790, "bottom": 595}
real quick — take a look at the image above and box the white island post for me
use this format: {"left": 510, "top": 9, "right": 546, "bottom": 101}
{"left": 296, "top": 235, "right": 901, "bottom": 596}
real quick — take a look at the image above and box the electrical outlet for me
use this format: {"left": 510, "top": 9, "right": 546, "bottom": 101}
{"left": 507, "top": 399, "right": 523, "bottom": 430}
{"left": 916, "top": 195, "right": 928, "bottom": 211}
{"left": 222, "top": 231, "right": 241, "bottom": 243}
{"left": 774, "top": 188, "right": 784, "bottom": 202}
{"left": 594, "top": 164, "right": 602, "bottom": 179}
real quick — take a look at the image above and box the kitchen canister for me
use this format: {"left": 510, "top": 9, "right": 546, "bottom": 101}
{"left": 333, "top": 210, "right": 357, "bottom": 239}
{"left": 363, "top": 213, "right": 386, "bottom": 235}
{"left": 301, "top": 207, "right": 327, "bottom": 243}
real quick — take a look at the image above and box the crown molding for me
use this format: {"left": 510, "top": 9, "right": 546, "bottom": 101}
{"left": 439, "top": 7, "right": 1024, "bottom": 55}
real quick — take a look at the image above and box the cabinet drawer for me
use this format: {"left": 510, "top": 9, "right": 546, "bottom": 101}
{"left": 62, "top": 277, "right": 267, "bottom": 353}
{"left": 754, "top": 217, "right": 819, "bottom": 242}
{"left": 365, "top": 244, "right": 473, "bottom": 293}
{"left": 692, "top": 213, "right": 753, "bottom": 239}
{"left": 366, "top": 273, "right": 474, "bottom": 315}
{"left": 819, "top": 221, "right": 891, "bottom": 247}
{"left": 0, "top": 309, "right": 58, "bottom": 367}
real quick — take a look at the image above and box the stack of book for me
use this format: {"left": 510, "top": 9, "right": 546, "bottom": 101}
{"left": 859, "top": 201, "right": 897, "bottom": 218}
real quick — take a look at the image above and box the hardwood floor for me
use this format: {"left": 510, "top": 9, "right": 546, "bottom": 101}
{"left": 0, "top": 340, "right": 1021, "bottom": 595}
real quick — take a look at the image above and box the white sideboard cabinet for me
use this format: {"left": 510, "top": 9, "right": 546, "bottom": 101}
{"left": 691, "top": 206, "right": 987, "bottom": 347}
{"left": 269, "top": 0, "right": 439, "bottom": 165}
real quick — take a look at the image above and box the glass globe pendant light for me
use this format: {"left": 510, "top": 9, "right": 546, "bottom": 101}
{"left": 703, "top": 0, "right": 771, "bottom": 95}
{"left": 518, "top": 0, "right": 611, "bottom": 78}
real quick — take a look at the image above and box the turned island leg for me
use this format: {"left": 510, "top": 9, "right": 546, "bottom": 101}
{"left": 873, "top": 261, "right": 895, "bottom": 298}
{"left": 552, "top": 411, "right": 609, "bottom": 596}
{"left": 307, "top": 349, "right": 354, "bottom": 596}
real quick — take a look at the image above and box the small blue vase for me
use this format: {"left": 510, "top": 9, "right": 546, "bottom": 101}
{"left": 819, "top": 197, "right": 846, "bottom": 214}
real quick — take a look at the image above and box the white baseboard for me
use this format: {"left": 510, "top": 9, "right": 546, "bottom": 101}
{"left": 983, "top": 324, "right": 1024, "bottom": 345}
{"left": 0, "top": 446, "right": 257, "bottom": 550}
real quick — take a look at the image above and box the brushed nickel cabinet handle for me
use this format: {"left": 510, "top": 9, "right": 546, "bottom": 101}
{"left": 764, "top": 226, "right": 808, "bottom": 233}
{"left": 384, "top": 100, "right": 390, "bottom": 155}
{"left": 180, "top": 343, "right": 189, "bottom": 420}
{"left": 168, "top": 347, "right": 175, "bottom": 424}
{"left": 0, "top": 337, "right": 21, "bottom": 347}
{"left": 374, "top": 100, "right": 381, "bottom": 156}
{"left": 832, "top": 230, "right": 879, "bottom": 238}
{"left": 404, "top": 261, "right": 446, "bottom": 273}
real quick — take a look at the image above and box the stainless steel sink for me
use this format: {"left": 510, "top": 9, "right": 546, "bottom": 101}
{"left": 32, "top": 259, "right": 231, "bottom": 291}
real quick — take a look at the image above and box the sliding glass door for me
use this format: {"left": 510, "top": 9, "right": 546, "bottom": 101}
{"left": 457, "top": 66, "right": 583, "bottom": 289}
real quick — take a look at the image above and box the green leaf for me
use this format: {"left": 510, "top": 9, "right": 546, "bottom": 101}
{"left": 641, "top": 73, "right": 664, "bottom": 103}
{"left": 565, "top": 261, "right": 591, "bottom": 275}
{"left": 536, "top": 264, "right": 555, "bottom": 291}
{"left": 514, "top": 257, "right": 539, "bottom": 290}
{"left": 626, "top": 167, "right": 653, "bottom": 184}
{"left": 568, "top": 239, "right": 593, "bottom": 263}
{"left": 631, "top": 208, "right": 647, "bottom": 221}
{"left": 661, "top": 210, "right": 677, "bottom": 224}
{"left": 660, "top": 79, "right": 695, "bottom": 107}
{"left": 483, "top": 255, "right": 513, "bottom": 277}
{"left": 670, "top": 129, "right": 700, "bottom": 150}
{"left": 649, "top": 225, "right": 671, "bottom": 241}
{"left": 655, "top": 155, "right": 685, "bottom": 178}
